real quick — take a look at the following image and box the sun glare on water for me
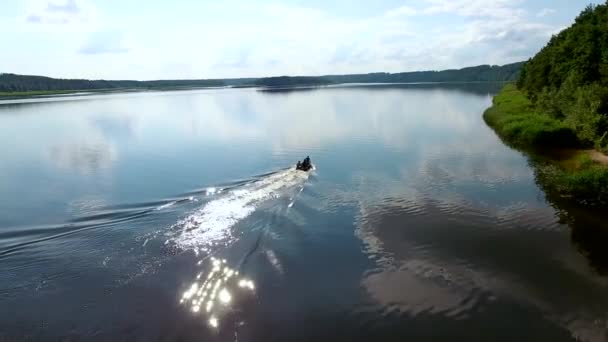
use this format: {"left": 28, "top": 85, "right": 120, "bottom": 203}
{"left": 180, "top": 257, "right": 256, "bottom": 329}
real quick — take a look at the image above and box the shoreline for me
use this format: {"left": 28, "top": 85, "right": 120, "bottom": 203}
{"left": 0, "top": 81, "right": 510, "bottom": 102}
{"left": 0, "top": 85, "right": 230, "bottom": 100}
{"left": 483, "top": 84, "right": 608, "bottom": 206}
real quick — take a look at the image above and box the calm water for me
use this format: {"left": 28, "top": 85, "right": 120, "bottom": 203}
{"left": 1, "top": 84, "right": 608, "bottom": 341}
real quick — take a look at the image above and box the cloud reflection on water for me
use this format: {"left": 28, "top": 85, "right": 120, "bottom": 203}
{"left": 142, "top": 85, "right": 496, "bottom": 155}
{"left": 49, "top": 140, "right": 118, "bottom": 174}
{"left": 353, "top": 165, "right": 608, "bottom": 340}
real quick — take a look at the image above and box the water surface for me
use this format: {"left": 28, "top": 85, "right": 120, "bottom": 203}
{"left": 1, "top": 84, "right": 607, "bottom": 341}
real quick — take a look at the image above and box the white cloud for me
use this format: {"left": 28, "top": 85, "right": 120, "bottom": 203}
{"left": 537, "top": 8, "right": 557, "bottom": 17}
{"left": 3, "top": 0, "right": 569, "bottom": 79}
{"left": 382, "top": 0, "right": 554, "bottom": 69}
{"left": 385, "top": 5, "right": 418, "bottom": 17}
{"left": 423, "top": 0, "right": 526, "bottom": 19}
{"left": 22, "top": 0, "right": 97, "bottom": 25}
{"left": 154, "top": 0, "right": 548, "bottom": 78}
{"left": 46, "top": 0, "right": 79, "bottom": 14}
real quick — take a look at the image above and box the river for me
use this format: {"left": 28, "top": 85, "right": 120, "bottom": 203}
{"left": 1, "top": 84, "right": 607, "bottom": 341}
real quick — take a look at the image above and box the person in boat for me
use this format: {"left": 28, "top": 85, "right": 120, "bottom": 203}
{"left": 296, "top": 156, "right": 312, "bottom": 171}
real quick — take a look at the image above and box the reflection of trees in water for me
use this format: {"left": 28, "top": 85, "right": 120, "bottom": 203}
{"left": 538, "top": 182, "right": 608, "bottom": 275}
{"left": 485, "top": 119, "right": 608, "bottom": 276}
{"left": 356, "top": 194, "right": 608, "bottom": 340}
{"left": 568, "top": 210, "right": 608, "bottom": 276}
{"left": 256, "top": 86, "right": 325, "bottom": 94}
{"left": 258, "top": 82, "right": 505, "bottom": 97}
{"left": 340, "top": 82, "right": 505, "bottom": 96}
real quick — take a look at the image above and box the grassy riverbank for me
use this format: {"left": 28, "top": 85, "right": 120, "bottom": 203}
{"left": 484, "top": 84, "right": 608, "bottom": 205}
{"left": 483, "top": 84, "right": 578, "bottom": 148}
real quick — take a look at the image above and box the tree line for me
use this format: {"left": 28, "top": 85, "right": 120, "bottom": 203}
{"left": 1, "top": 62, "right": 523, "bottom": 93}
{"left": 0, "top": 73, "right": 224, "bottom": 92}
{"left": 517, "top": 2, "right": 608, "bottom": 150}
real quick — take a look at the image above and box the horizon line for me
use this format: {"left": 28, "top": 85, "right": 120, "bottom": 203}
{"left": 0, "top": 61, "right": 525, "bottom": 83}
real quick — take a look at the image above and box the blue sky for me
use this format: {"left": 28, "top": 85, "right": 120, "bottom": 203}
{"left": 0, "top": 0, "right": 603, "bottom": 80}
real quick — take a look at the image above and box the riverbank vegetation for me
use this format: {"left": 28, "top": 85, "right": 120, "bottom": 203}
{"left": 517, "top": 3, "right": 608, "bottom": 152}
{"left": 484, "top": 3, "right": 608, "bottom": 206}
{"left": 485, "top": 85, "right": 608, "bottom": 205}
{"left": 483, "top": 84, "right": 578, "bottom": 148}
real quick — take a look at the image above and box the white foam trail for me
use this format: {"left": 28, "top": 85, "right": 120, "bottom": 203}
{"left": 266, "top": 249, "right": 284, "bottom": 275}
{"left": 288, "top": 185, "right": 306, "bottom": 208}
{"left": 170, "top": 168, "right": 309, "bottom": 252}
{"left": 157, "top": 201, "right": 177, "bottom": 211}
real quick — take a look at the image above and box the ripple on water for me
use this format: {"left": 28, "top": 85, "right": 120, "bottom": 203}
{"left": 355, "top": 188, "right": 608, "bottom": 340}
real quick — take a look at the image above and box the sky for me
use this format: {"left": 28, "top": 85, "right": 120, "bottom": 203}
{"left": 0, "top": 0, "right": 604, "bottom": 80}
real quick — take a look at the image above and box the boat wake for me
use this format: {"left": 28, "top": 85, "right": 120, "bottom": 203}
{"left": 169, "top": 167, "right": 311, "bottom": 253}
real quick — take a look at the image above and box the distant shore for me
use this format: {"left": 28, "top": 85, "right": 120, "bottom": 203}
{"left": 0, "top": 81, "right": 512, "bottom": 101}
{"left": 0, "top": 85, "right": 229, "bottom": 100}
{"left": 0, "top": 62, "right": 523, "bottom": 99}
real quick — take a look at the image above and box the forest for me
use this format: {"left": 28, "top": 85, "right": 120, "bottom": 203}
{"left": 0, "top": 62, "right": 523, "bottom": 94}
{"left": 485, "top": 3, "right": 608, "bottom": 205}
{"left": 516, "top": 3, "right": 608, "bottom": 150}
{"left": 0, "top": 73, "right": 224, "bottom": 93}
